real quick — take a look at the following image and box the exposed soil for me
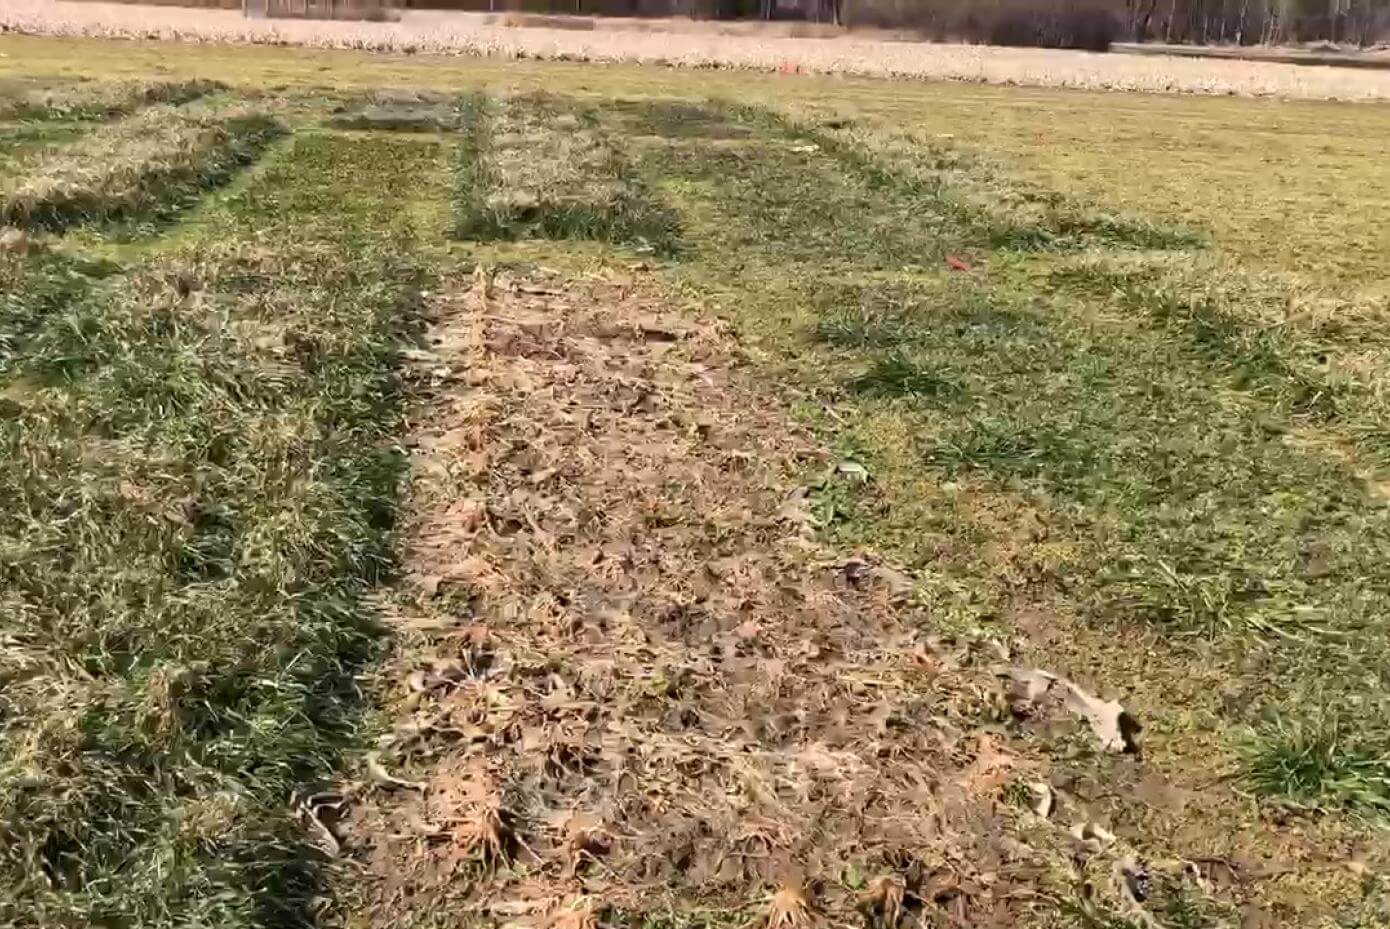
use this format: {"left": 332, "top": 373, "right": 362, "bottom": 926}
{"left": 344, "top": 269, "right": 1073, "bottom": 927}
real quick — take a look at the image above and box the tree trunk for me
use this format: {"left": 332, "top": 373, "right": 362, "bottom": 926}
{"left": 1138, "top": 0, "right": 1158, "bottom": 40}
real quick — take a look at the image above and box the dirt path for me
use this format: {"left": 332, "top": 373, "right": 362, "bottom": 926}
{"left": 342, "top": 268, "right": 1121, "bottom": 927}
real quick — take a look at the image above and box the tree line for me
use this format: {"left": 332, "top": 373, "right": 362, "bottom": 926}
{"left": 422, "top": 0, "right": 1390, "bottom": 48}
{"left": 846, "top": 0, "right": 1390, "bottom": 46}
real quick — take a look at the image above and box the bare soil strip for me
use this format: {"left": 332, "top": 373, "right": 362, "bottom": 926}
{"left": 344, "top": 269, "right": 1211, "bottom": 928}
{"left": 353, "top": 270, "right": 1001, "bottom": 924}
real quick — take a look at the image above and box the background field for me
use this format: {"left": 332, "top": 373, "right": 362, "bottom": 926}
{"left": 8, "top": 0, "right": 1390, "bottom": 99}
{"left": 2, "top": 32, "right": 1389, "bottom": 929}
{"left": 9, "top": 33, "right": 1390, "bottom": 289}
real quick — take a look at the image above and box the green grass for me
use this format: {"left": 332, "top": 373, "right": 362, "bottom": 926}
{"left": 0, "top": 129, "right": 446, "bottom": 927}
{"left": 1246, "top": 712, "right": 1390, "bottom": 814}
{"left": 0, "top": 42, "right": 1387, "bottom": 928}
{"left": 452, "top": 91, "right": 500, "bottom": 239}
{"left": 740, "top": 104, "right": 1204, "bottom": 255}
{"left": 0, "top": 249, "right": 114, "bottom": 368}
{"left": 848, "top": 350, "right": 964, "bottom": 400}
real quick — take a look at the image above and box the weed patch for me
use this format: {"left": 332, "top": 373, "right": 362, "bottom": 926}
{"left": 849, "top": 349, "right": 963, "bottom": 400}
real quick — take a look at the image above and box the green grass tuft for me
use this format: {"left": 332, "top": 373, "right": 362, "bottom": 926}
{"left": 0, "top": 249, "right": 114, "bottom": 368}
{"left": 452, "top": 91, "right": 505, "bottom": 240}
{"left": 1246, "top": 712, "right": 1390, "bottom": 814}
{"left": 849, "top": 350, "right": 963, "bottom": 400}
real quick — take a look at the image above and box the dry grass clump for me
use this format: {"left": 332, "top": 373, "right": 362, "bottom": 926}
{"left": 0, "top": 103, "right": 283, "bottom": 231}
{"left": 454, "top": 92, "right": 679, "bottom": 253}
{"left": 0, "top": 77, "right": 224, "bottom": 121}
{"left": 5, "top": 1, "right": 1390, "bottom": 100}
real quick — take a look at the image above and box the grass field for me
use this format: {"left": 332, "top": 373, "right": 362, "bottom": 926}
{"left": 1, "top": 34, "right": 1388, "bottom": 929}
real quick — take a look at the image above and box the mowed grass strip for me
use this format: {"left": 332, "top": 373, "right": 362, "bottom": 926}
{"left": 719, "top": 102, "right": 1204, "bottom": 255}
{"left": 1046, "top": 250, "right": 1390, "bottom": 468}
{"left": 781, "top": 104, "right": 1390, "bottom": 469}
{"left": 454, "top": 91, "right": 679, "bottom": 254}
{"left": 609, "top": 98, "right": 1390, "bottom": 905}
{"left": 0, "top": 103, "right": 284, "bottom": 233}
{"left": 0, "top": 131, "right": 444, "bottom": 927}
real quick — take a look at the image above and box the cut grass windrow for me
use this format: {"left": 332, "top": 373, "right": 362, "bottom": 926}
{"left": 0, "top": 104, "right": 284, "bottom": 233}
{"left": 0, "top": 132, "right": 445, "bottom": 927}
{"left": 453, "top": 92, "right": 680, "bottom": 255}
{"left": 0, "top": 78, "right": 225, "bottom": 122}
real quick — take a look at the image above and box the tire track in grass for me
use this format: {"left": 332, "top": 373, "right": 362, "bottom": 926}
{"left": 0, "top": 131, "right": 450, "bottom": 928}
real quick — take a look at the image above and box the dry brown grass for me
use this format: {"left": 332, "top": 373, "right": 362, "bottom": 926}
{"left": 6, "top": 0, "right": 1390, "bottom": 99}
{"left": 340, "top": 267, "right": 1196, "bottom": 927}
